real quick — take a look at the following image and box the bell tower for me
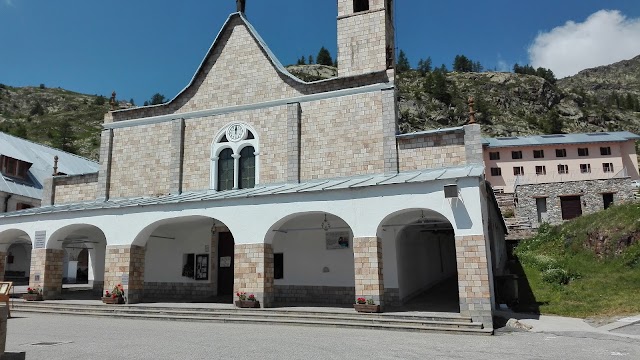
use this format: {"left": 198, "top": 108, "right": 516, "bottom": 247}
{"left": 337, "top": 0, "right": 395, "bottom": 77}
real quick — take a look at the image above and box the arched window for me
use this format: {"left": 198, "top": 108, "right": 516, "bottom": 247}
{"left": 239, "top": 146, "right": 255, "bottom": 189}
{"left": 211, "top": 123, "right": 260, "bottom": 191}
{"left": 217, "top": 148, "right": 234, "bottom": 191}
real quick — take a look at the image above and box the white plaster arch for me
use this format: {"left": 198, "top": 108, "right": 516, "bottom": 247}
{"left": 263, "top": 211, "right": 355, "bottom": 245}
{"left": 0, "top": 229, "right": 32, "bottom": 252}
{"left": 375, "top": 208, "right": 453, "bottom": 239}
{"left": 132, "top": 215, "right": 227, "bottom": 247}
{"left": 210, "top": 122, "right": 260, "bottom": 190}
{"left": 47, "top": 223, "right": 107, "bottom": 250}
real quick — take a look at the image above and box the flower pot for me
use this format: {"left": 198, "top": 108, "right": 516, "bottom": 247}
{"left": 354, "top": 304, "right": 381, "bottom": 313}
{"left": 23, "top": 293, "right": 43, "bottom": 301}
{"left": 235, "top": 300, "right": 260, "bottom": 308}
{"left": 102, "top": 296, "right": 125, "bottom": 304}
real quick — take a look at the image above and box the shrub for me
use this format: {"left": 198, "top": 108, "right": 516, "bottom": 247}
{"left": 502, "top": 208, "right": 514, "bottom": 218}
{"left": 541, "top": 268, "right": 570, "bottom": 285}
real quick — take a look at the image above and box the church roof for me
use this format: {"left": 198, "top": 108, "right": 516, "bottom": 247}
{"left": 0, "top": 132, "right": 99, "bottom": 200}
{"left": 482, "top": 131, "right": 640, "bottom": 148}
{"left": 0, "top": 164, "right": 484, "bottom": 218}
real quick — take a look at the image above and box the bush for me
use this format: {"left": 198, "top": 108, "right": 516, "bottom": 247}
{"left": 502, "top": 208, "right": 514, "bottom": 218}
{"left": 541, "top": 268, "right": 570, "bottom": 285}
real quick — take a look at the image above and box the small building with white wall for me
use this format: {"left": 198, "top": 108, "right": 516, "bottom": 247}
{"left": 0, "top": 1, "right": 506, "bottom": 329}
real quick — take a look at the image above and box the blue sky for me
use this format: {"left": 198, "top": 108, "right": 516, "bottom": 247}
{"left": 1, "top": 0, "right": 639, "bottom": 105}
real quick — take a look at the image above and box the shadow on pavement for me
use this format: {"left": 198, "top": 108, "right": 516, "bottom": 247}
{"left": 1, "top": 352, "right": 26, "bottom": 360}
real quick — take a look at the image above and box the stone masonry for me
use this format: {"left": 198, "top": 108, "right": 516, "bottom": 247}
{"left": 234, "top": 243, "right": 274, "bottom": 307}
{"left": 397, "top": 130, "right": 466, "bottom": 172}
{"left": 516, "top": 178, "right": 635, "bottom": 227}
{"left": 104, "top": 245, "right": 145, "bottom": 303}
{"left": 455, "top": 235, "right": 493, "bottom": 328}
{"left": 29, "top": 249, "right": 64, "bottom": 299}
{"left": 0, "top": 252, "right": 5, "bottom": 281}
{"left": 53, "top": 173, "right": 99, "bottom": 205}
{"left": 353, "top": 236, "right": 384, "bottom": 308}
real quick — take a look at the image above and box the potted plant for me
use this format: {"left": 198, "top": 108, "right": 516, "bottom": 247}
{"left": 235, "top": 291, "right": 260, "bottom": 308}
{"left": 101, "top": 284, "right": 125, "bottom": 304}
{"left": 23, "top": 287, "right": 43, "bottom": 301}
{"left": 354, "top": 297, "right": 381, "bottom": 313}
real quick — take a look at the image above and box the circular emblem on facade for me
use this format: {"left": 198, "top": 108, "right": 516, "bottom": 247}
{"left": 225, "top": 123, "right": 246, "bottom": 142}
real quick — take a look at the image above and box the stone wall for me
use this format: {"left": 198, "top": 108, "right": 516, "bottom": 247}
{"left": 104, "top": 245, "right": 145, "bottom": 303}
{"left": 110, "top": 122, "right": 172, "bottom": 198}
{"left": 274, "top": 285, "right": 354, "bottom": 305}
{"left": 0, "top": 252, "right": 5, "bottom": 281}
{"left": 397, "top": 130, "right": 466, "bottom": 172}
{"left": 29, "top": 248, "right": 64, "bottom": 299}
{"left": 182, "top": 106, "right": 289, "bottom": 191}
{"left": 300, "top": 92, "right": 385, "bottom": 180}
{"left": 455, "top": 235, "right": 493, "bottom": 329}
{"left": 337, "top": 7, "right": 388, "bottom": 77}
{"left": 353, "top": 236, "right": 385, "bottom": 307}
{"left": 234, "top": 243, "right": 274, "bottom": 307}
{"left": 516, "top": 178, "right": 635, "bottom": 227}
{"left": 53, "top": 173, "right": 99, "bottom": 205}
{"left": 144, "top": 282, "right": 216, "bottom": 301}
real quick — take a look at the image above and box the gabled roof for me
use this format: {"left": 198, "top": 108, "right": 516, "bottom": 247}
{"left": 111, "top": 12, "right": 326, "bottom": 115}
{"left": 482, "top": 131, "right": 640, "bottom": 148}
{"left": 0, "top": 132, "right": 99, "bottom": 200}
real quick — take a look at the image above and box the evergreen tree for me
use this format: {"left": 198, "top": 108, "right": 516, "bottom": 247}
{"left": 417, "top": 57, "right": 432, "bottom": 76}
{"left": 453, "top": 55, "right": 473, "bottom": 72}
{"left": 149, "top": 93, "right": 166, "bottom": 105}
{"left": 143, "top": 101, "right": 150, "bottom": 106}
{"left": 541, "top": 110, "right": 563, "bottom": 134}
{"left": 94, "top": 95, "right": 106, "bottom": 106}
{"left": 308, "top": 55, "right": 314, "bottom": 65}
{"left": 129, "top": 98, "right": 135, "bottom": 106}
{"left": 316, "top": 46, "right": 333, "bottom": 66}
{"left": 30, "top": 102, "right": 45, "bottom": 116}
{"left": 396, "top": 50, "right": 410, "bottom": 73}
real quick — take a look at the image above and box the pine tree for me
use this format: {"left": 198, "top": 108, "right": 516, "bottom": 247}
{"left": 308, "top": 55, "right": 314, "bottom": 65}
{"left": 149, "top": 93, "right": 166, "bottom": 105}
{"left": 316, "top": 46, "right": 333, "bottom": 66}
{"left": 417, "top": 57, "right": 432, "bottom": 76}
{"left": 396, "top": 50, "right": 410, "bottom": 73}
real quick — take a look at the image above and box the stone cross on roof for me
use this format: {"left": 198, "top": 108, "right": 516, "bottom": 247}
{"left": 236, "top": 0, "right": 246, "bottom": 13}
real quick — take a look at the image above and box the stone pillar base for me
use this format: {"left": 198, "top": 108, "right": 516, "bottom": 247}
{"left": 353, "top": 236, "right": 385, "bottom": 309}
{"left": 104, "top": 245, "right": 145, "bottom": 304}
{"left": 29, "top": 249, "right": 64, "bottom": 299}
{"left": 456, "top": 235, "right": 494, "bottom": 328}
{"left": 0, "top": 252, "right": 6, "bottom": 282}
{"left": 234, "top": 243, "right": 274, "bottom": 307}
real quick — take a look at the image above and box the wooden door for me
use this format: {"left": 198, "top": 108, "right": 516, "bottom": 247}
{"left": 560, "top": 196, "right": 582, "bottom": 220}
{"left": 217, "top": 232, "right": 235, "bottom": 296}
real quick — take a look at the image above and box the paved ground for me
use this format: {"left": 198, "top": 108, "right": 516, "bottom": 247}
{"left": 4, "top": 313, "right": 640, "bottom": 360}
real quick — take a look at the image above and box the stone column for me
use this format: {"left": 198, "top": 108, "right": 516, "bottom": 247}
{"left": 463, "top": 124, "right": 483, "bottom": 165}
{"left": 0, "top": 252, "right": 5, "bottom": 281}
{"left": 234, "top": 243, "right": 274, "bottom": 307}
{"left": 41, "top": 178, "right": 55, "bottom": 206}
{"left": 169, "top": 118, "right": 185, "bottom": 195}
{"left": 455, "top": 234, "right": 493, "bottom": 329}
{"left": 353, "top": 236, "right": 385, "bottom": 308}
{"left": 286, "top": 102, "right": 301, "bottom": 183}
{"left": 29, "top": 249, "right": 64, "bottom": 299}
{"left": 381, "top": 88, "right": 399, "bottom": 175}
{"left": 104, "top": 245, "right": 145, "bottom": 303}
{"left": 209, "top": 232, "right": 219, "bottom": 296}
{"left": 97, "top": 129, "right": 114, "bottom": 201}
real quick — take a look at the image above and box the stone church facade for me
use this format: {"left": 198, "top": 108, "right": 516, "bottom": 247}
{"left": 0, "top": 1, "right": 505, "bottom": 329}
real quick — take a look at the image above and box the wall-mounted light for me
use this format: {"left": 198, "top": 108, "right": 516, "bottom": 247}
{"left": 444, "top": 184, "right": 459, "bottom": 198}
{"left": 321, "top": 214, "right": 331, "bottom": 231}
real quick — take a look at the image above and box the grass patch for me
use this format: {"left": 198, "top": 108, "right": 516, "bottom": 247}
{"left": 514, "top": 202, "right": 640, "bottom": 318}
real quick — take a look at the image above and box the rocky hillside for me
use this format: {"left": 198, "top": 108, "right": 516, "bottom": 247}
{"left": 0, "top": 84, "right": 108, "bottom": 160}
{"left": 288, "top": 57, "right": 640, "bottom": 141}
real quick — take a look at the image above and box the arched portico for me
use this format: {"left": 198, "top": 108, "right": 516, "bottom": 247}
{"left": 267, "top": 212, "right": 355, "bottom": 306}
{"left": 0, "top": 229, "right": 32, "bottom": 283}
{"left": 35, "top": 224, "right": 108, "bottom": 298}
{"left": 377, "top": 208, "right": 459, "bottom": 312}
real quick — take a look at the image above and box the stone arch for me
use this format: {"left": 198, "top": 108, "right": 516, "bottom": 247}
{"left": 377, "top": 208, "right": 459, "bottom": 311}
{"left": 266, "top": 211, "right": 355, "bottom": 306}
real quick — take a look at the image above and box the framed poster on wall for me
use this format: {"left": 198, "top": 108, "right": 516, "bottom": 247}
{"left": 195, "top": 254, "right": 209, "bottom": 280}
{"left": 326, "top": 231, "right": 350, "bottom": 250}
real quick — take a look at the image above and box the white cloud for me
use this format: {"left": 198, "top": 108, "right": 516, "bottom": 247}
{"left": 528, "top": 10, "right": 640, "bottom": 78}
{"left": 496, "top": 55, "right": 510, "bottom": 72}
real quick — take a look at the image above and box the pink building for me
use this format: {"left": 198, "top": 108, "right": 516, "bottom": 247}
{"left": 483, "top": 132, "right": 639, "bottom": 225}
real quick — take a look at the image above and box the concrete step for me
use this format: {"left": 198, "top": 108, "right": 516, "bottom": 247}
{"left": 10, "top": 302, "right": 490, "bottom": 335}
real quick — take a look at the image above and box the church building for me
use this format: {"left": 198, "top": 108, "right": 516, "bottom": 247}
{"left": 0, "top": 0, "right": 506, "bottom": 329}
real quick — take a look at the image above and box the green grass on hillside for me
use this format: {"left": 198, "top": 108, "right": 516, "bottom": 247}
{"left": 514, "top": 202, "right": 640, "bottom": 318}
